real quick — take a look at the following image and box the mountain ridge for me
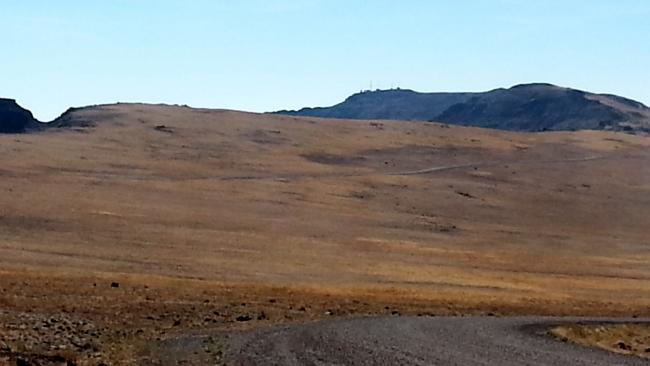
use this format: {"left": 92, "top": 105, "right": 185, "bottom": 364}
{"left": 275, "top": 83, "right": 650, "bottom": 133}
{"left": 3, "top": 84, "right": 650, "bottom": 134}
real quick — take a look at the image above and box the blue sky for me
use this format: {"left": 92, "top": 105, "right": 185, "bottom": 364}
{"left": 2, "top": 0, "right": 649, "bottom": 121}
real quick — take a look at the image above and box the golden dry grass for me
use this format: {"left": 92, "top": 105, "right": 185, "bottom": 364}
{"left": 0, "top": 104, "right": 649, "bottom": 363}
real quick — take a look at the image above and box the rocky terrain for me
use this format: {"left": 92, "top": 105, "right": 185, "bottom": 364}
{"left": 0, "top": 99, "right": 40, "bottom": 133}
{"left": 277, "top": 83, "right": 650, "bottom": 133}
{"left": 552, "top": 323, "right": 650, "bottom": 359}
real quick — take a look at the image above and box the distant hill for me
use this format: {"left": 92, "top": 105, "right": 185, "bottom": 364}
{"left": 4, "top": 83, "right": 650, "bottom": 134}
{"left": 0, "top": 99, "right": 40, "bottom": 133}
{"left": 275, "top": 83, "right": 650, "bottom": 133}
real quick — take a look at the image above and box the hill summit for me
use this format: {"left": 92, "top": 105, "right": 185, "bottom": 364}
{"left": 276, "top": 83, "right": 650, "bottom": 133}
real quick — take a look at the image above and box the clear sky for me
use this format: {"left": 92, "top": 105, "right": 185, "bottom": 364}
{"left": 2, "top": 0, "right": 649, "bottom": 121}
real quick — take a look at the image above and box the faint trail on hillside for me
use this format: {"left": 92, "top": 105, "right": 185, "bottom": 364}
{"left": 388, "top": 155, "right": 605, "bottom": 176}
{"left": 214, "top": 155, "right": 607, "bottom": 181}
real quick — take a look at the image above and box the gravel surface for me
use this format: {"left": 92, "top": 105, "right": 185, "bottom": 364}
{"left": 224, "top": 316, "right": 650, "bottom": 365}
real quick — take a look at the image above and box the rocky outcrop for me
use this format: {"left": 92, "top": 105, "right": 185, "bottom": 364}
{"left": 0, "top": 99, "right": 39, "bottom": 133}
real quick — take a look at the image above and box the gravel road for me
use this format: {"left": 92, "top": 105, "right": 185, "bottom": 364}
{"left": 223, "top": 316, "right": 649, "bottom": 366}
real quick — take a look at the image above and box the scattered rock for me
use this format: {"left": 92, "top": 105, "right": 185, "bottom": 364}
{"left": 616, "top": 341, "right": 631, "bottom": 350}
{"left": 235, "top": 315, "right": 252, "bottom": 322}
{"left": 110, "top": 282, "right": 120, "bottom": 288}
{"left": 154, "top": 125, "right": 174, "bottom": 133}
{"left": 0, "top": 340, "right": 11, "bottom": 352}
{"left": 436, "top": 223, "right": 457, "bottom": 233}
{"left": 455, "top": 191, "right": 476, "bottom": 199}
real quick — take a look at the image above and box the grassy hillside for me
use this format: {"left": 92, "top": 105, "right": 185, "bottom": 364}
{"left": 1, "top": 104, "right": 649, "bottom": 363}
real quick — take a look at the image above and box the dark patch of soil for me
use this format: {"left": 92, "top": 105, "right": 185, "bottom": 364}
{"left": 301, "top": 153, "right": 367, "bottom": 166}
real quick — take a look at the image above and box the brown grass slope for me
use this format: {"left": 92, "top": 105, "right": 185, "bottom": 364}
{"left": 1, "top": 103, "right": 649, "bottom": 314}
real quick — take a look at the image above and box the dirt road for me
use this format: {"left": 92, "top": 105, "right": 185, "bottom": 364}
{"left": 198, "top": 317, "right": 650, "bottom": 365}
